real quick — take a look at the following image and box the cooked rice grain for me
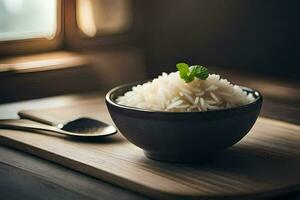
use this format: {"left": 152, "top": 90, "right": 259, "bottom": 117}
{"left": 116, "top": 72, "right": 255, "bottom": 112}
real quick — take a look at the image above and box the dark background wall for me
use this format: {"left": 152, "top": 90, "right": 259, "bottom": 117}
{"left": 1, "top": 1, "right": 299, "bottom": 103}
{"left": 139, "top": 0, "right": 300, "bottom": 79}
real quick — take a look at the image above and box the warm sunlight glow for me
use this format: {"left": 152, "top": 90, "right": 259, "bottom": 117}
{"left": 76, "top": 0, "right": 97, "bottom": 37}
{"left": 76, "top": 0, "right": 132, "bottom": 37}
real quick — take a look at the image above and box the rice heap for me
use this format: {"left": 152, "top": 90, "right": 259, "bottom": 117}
{"left": 116, "top": 71, "right": 255, "bottom": 112}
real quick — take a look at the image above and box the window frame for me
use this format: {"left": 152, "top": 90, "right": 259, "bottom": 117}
{"left": 0, "top": 0, "right": 63, "bottom": 57}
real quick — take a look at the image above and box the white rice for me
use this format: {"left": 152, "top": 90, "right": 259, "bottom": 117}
{"left": 116, "top": 71, "right": 255, "bottom": 112}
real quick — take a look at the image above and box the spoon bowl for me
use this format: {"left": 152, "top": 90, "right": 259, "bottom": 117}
{"left": 61, "top": 117, "right": 114, "bottom": 134}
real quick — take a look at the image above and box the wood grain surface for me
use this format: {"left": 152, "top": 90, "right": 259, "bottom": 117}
{"left": 0, "top": 98, "right": 299, "bottom": 200}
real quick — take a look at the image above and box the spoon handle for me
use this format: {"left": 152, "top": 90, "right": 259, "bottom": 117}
{"left": 18, "top": 110, "right": 63, "bottom": 127}
{"left": 0, "top": 119, "right": 77, "bottom": 136}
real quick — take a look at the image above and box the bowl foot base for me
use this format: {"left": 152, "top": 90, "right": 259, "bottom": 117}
{"left": 144, "top": 151, "right": 217, "bottom": 163}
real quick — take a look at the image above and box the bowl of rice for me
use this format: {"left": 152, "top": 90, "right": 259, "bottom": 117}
{"left": 106, "top": 64, "right": 262, "bottom": 162}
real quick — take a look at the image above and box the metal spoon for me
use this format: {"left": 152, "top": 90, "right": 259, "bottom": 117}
{"left": 0, "top": 111, "right": 117, "bottom": 137}
{"left": 0, "top": 119, "right": 116, "bottom": 137}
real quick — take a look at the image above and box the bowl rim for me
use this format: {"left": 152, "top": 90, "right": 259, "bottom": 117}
{"left": 105, "top": 81, "right": 263, "bottom": 115}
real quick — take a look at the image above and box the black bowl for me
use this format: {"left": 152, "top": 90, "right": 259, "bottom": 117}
{"left": 106, "top": 82, "right": 263, "bottom": 162}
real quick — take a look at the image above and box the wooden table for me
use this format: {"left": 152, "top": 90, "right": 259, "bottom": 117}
{"left": 0, "top": 85, "right": 299, "bottom": 200}
{"left": 0, "top": 93, "right": 150, "bottom": 200}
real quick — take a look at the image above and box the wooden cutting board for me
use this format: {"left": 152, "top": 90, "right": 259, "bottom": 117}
{"left": 0, "top": 98, "right": 299, "bottom": 200}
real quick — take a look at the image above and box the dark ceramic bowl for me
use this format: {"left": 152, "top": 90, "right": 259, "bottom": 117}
{"left": 106, "top": 82, "right": 263, "bottom": 162}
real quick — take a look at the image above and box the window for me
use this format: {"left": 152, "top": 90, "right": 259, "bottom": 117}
{"left": 0, "top": 0, "right": 57, "bottom": 41}
{"left": 0, "top": 0, "right": 134, "bottom": 55}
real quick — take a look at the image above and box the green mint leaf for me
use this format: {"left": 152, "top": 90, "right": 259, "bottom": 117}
{"left": 184, "top": 66, "right": 197, "bottom": 83}
{"left": 176, "top": 63, "right": 209, "bottom": 83}
{"left": 176, "top": 62, "right": 190, "bottom": 79}
{"left": 193, "top": 65, "right": 209, "bottom": 80}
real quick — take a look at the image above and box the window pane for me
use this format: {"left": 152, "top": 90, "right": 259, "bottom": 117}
{"left": 77, "top": 0, "right": 132, "bottom": 37}
{"left": 0, "top": 0, "right": 57, "bottom": 41}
